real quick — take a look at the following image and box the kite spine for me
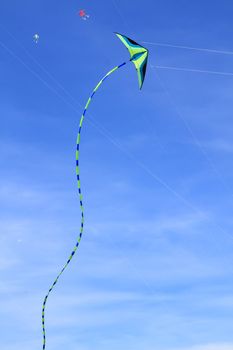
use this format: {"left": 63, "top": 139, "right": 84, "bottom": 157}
{"left": 42, "top": 61, "right": 127, "bottom": 350}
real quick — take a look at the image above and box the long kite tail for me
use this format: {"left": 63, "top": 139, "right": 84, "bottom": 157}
{"left": 42, "top": 61, "right": 127, "bottom": 350}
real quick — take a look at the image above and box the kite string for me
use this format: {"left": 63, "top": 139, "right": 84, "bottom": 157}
{"left": 0, "top": 30, "right": 184, "bottom": 207}
{"left": 1, "top": 33, "right": 233, "bottom": 336}
{"left": 111, "top": 0, "right": 131, "bottom": 33}
{"left": 109, "top": 5, "right": 233, "bottom": 191}
{"left": 0, "top": 23, "right": 84, "bottom": 110}
{"left": 109, "top": 0, "right": 233, "bottom": 57}
{"left": 1, "top": 32, "right": 231, "bottom": 236}
{"left": 1, "top": 31, "right": 232, "bottom": 239}
{"left": 150, "top": 65, "right": 232, "bottom": 195}
{"left": 152, "top": 64, "right": 233, "bottom": 78}
{"left": 2, "top": 27, "right": 233, "bottom": 246}
{"left": 1, "top": 24, "right": 233, "bottom": 342}
{"left": 42, "top": 61, "right": 127, "bottom": 350}
{"left": 142, "top": 40, "right": 233, "bottom": 56}
{"left": 110, "top": 0, "right": 233, "bottom": 58}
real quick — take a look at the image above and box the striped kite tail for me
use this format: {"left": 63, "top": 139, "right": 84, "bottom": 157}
{"left": 41, "top": 61, "right": 127, "bottom": 350}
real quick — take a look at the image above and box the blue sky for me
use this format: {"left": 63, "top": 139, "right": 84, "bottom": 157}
{"left": 1, "top": 1, "right": 233, "bottom": 349}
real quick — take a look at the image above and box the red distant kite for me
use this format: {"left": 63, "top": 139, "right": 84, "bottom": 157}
{"left": 78, "top": 9, "right": 89, "bottom": 20}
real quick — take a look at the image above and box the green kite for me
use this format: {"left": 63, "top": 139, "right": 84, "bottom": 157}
{"left": 115, "top": 32, "right": 148, "bottom": 89}
{"left": 42, "top": 33, "right": 149, "bottom": 350}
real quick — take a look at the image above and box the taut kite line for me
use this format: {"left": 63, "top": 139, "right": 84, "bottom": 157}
{"left": 42, "top": 33, "right": 148, "bottom": 349}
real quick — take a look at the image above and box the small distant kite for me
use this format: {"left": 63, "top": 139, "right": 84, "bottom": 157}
{"left": 33, "top": 34, "right": 39, "bottom": 43}
{"left": 78, "top": 9, "right": 89, "bottom": 20}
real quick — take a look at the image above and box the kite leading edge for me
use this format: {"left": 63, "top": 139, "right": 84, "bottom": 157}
{"left": 42, "top": 33, "right": 148, "bottom": 350}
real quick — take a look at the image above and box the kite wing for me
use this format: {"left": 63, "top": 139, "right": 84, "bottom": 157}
{"left": 115, "top": 33, "right": 148, "bottom": 89}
